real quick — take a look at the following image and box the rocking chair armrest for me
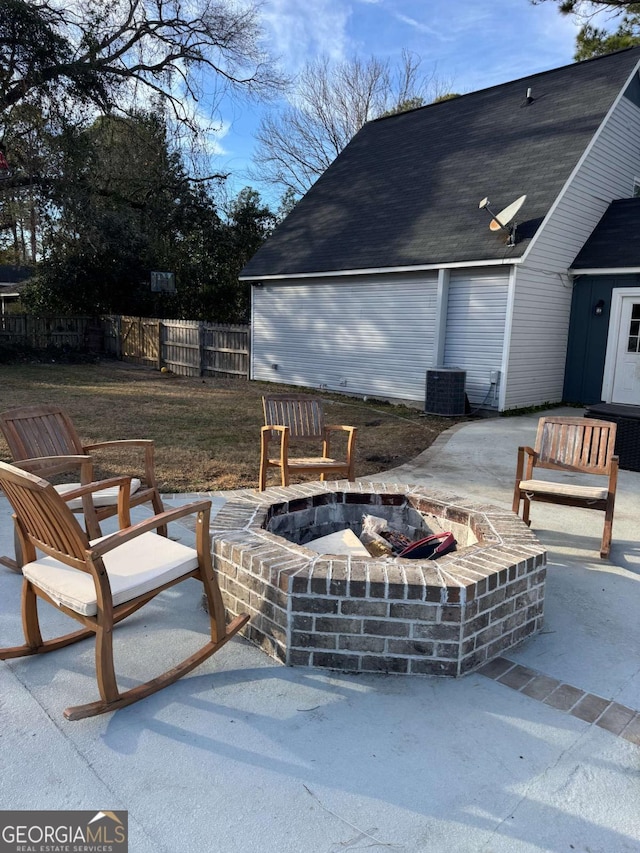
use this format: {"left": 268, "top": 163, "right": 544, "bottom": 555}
{"left": 62, "top": 476, "right": 132, "bottom": 530}
{"left": 60, "top": 475, "right": 132, "bottom": 502}
{"left": 89, "top": 500, "right": 212, "bottom": 557}
{"left": 325, "top": 424, "right": 357, "bottom": 434}
{"left": 83, "top": 439, "right": 156, "bottom": 483}
{"left": 83, "top": 439, "right": 154, "bottom": 450}
{"left": 15, "top": 454, "right": 94, "bottom": 481}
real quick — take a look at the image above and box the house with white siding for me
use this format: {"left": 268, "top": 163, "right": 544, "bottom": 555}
{"left": 241, "top": 48, "right": 640, "bottom": 412}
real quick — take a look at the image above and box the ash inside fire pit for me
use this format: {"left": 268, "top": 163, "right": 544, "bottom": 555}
{"left": 211, "top": 482, "right": 547, "bottom": 677}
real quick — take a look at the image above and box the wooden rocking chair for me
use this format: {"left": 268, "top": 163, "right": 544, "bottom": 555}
{"left": 259, "top": 394, "right": 357, "bottom": 490}
{"left": 0, "top": 404, "right": 166, "bottom": 570}
{"left": 512, "top": 416, "right": 619, "bottom": 558}
{"left": 0, "top": 461, "right": 249, "bottom": 720}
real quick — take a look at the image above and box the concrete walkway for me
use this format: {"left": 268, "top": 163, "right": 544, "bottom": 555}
{"left": 1, "top": 407, "right": 639, "bottom": 853}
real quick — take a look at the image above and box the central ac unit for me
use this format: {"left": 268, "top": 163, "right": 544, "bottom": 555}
{"left": 425, "top": 368, "right": 467, "bottom": 416}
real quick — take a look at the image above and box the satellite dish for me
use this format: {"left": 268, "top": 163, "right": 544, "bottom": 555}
{"left": 488, "top": 194, "right": 527, "bottom": 231}
{"left": 478, "top": 194, "right": 527, "bottom": 246}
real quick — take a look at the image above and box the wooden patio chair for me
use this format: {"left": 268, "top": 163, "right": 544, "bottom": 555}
{"left": 259, "top": 394, "right": 357, "bottom": 490}
{"left": 0, "top": 461, "right": 249, "bottom": 720}
{"left": 0, "top": 404, "right": 166, "bottom": 571}
{"left": 512, "top": 416, "right": 619, "bottom": 558}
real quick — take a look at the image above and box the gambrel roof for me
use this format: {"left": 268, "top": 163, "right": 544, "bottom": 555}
{"left": 242, "top": 47, "right": 640, "bottom": 279}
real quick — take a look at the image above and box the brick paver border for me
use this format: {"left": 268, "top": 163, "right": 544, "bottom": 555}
{"left": 479, "top": 657, "right": 640, "bottom": 746}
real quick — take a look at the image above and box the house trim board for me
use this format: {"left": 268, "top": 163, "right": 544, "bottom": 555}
{"left": 240, "top": 256, "right": 522, "bottom": 282}
{"left": 601, "top": 286, "right": 640, "bottom": 401}
{"left": 570, "top": 267, "right": 640, "bottom": 276}
{"left": 433, "top": 268, "right": 450, "bottom": 367}
{"left": 499, "top": 265, "right": 518, "bottom": 411}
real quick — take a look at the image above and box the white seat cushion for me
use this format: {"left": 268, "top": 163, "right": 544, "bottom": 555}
{"left": 22, "top": 532, "right": 199, "bottom": 617}
{"left": 55, "top": 478, "right": 142, "bottom": 510}
{"left": 518, "top": 480, "right": 608, "bottom": 501}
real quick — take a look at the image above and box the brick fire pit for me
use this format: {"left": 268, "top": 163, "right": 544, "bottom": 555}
{"left": 211, "top": 481, "right": 547, "bottom": 677}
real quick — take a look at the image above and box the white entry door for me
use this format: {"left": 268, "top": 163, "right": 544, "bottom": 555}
{"left": 603, "top": 289, "right": 640, "bottom": 405}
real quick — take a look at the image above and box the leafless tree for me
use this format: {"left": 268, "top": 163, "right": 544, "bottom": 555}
{"left": 252, "top": 51, "right": 454, "bottom": 197}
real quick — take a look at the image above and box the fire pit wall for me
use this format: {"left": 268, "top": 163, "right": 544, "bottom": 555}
{"left": 211, "top": 481, "right": 547, "bottom": 677}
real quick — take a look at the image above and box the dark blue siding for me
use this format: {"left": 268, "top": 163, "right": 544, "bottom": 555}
{"left": 564, "top": 274, "right": 640, "bottom": 404}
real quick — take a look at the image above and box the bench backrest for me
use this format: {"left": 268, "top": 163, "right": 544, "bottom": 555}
{"left": 262, "top": 395, "right": 325, "bottom": 440}
{"left": 534, "top": 416, "right": 617, "bottom": 474}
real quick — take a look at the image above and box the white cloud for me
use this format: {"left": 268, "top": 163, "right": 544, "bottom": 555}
{"left": 260, "top": 0, "right": 353, "bottom": 73}
{"left": 393, "top": 13, "right": 451, "bottom": 41}
{"left": 202, "top": 119, "right": 231, "bottom": 157}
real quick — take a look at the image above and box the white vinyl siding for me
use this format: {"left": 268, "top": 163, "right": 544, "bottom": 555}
{"left": 252, "top": 273, "right": 438, "bottom": 401}
{"left": 443, "top": 270, "right": 509, "bottom": 407}
{"left": 506, "top": 85, "right": 640, "bottom": 409}
{"left": 506, "top": 267, "right": 573, "bottom": 409}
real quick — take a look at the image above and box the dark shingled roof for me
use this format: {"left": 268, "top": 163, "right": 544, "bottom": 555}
{"left": 0, "top": 265, "right": 32, "bottom": 284}
{"left": 571, "top": 197, "right": 640, "bottom": 269}
{"left": 242, "top": 47, "right": 640, "bottom": 279}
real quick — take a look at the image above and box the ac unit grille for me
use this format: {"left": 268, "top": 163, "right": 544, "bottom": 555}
{"left": 425, "top": 369, "right": 466, "bottom": 416}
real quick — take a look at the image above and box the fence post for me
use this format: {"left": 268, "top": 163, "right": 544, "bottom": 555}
{"left": 198, "top": 322, "right": 205, "bottom": 377}
{"left": 157, "top": 319, "right": 163, "bottom": 370}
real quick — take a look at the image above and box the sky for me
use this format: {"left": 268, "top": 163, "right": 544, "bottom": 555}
{"left": 211, "top": 0, "right": 590, "bottom": 205}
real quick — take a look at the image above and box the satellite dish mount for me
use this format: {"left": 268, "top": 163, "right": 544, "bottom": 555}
{"left": 478, "top": 194, "right": 526, "bottom": 246}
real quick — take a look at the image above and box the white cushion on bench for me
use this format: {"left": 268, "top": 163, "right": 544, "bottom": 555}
{"left": 55, "top": 478, "right": 142, "bottom": 510}
{"left": 22, "top": 532, "right": 199, "bottom": 617}
{"left": 518, "top": 480, "right": 608, "bottom": 501}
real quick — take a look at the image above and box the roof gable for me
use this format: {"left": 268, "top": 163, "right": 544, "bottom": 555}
{"left": 243, "top": 47, "right": 640, "bottom": 279}
{"left": 571, "top": 197, "right": 640, "bottom": 269}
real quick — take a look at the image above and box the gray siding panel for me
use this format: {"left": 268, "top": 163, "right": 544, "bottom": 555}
{"left": 443, "top": 270, "right": 509, "bottom": 407}
{"left": 252, "top": 274, "right": 439, "bottom": 401}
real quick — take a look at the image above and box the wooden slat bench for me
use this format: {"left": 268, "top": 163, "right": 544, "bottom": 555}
{"left": 512, "top": 416, "right": 619, "bottom": 558}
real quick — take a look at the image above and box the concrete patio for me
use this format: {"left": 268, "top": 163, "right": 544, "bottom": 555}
{"left": 1, "top": 407, "right": 638, "bottom": 853}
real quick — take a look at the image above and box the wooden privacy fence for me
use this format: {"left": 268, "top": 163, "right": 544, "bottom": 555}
{"left": 103, "top": 316, "right": 250, "bottom": 378}
{"left": 1, "top": 315, "right": 251, "bottom": 379}
{"left": 0, "top": 314, "right": 103, "bottom": 350}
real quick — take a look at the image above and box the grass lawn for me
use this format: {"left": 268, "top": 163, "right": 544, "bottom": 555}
{"left": 0, "top": 361, "right": 462, "bottom": 492}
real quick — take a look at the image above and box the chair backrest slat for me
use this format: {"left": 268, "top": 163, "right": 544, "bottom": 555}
{"left": 535, "top": 417, "right": 616, "bottom": 474}
{"left": 263, "top": 395, "right": 325, "bottom": 440}
{"left": 0, "top": 405, "right": 83, "bottom": 461}
{"left": 0, "top": 463, "right": 89, "bottom": 560}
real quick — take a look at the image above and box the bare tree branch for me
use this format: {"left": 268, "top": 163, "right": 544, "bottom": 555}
{"left": 0, "top": 0, "right": 286, "bottom": 130}
{"left": 252, "top": 51, "right": 454, "bottom": 197}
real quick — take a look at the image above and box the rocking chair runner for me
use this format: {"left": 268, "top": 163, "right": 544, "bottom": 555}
{"left": 0, "top": 461, "right": 249, "bottom": 720}
{"left": 512, "top": 416, "right": 619, "bottom": 559}
{"left": 259, "top": 394, "right": 357, "bottom": 490}
{"left": 0, "top": 404, "right": 166, "bottom": 570}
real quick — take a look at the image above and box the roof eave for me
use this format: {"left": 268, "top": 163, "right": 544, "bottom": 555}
{"left": 570, "top": 266, "right": 640, "bottom": 275}
{"left": 240, "top": 256, "right": 522, "bottom": 281}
